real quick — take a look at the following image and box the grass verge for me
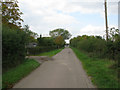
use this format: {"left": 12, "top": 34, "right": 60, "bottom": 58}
{"left": 2, "top": 59, "right": 40, "bottom": 88}
{"left": 71, "top": 47, "right": 119, "bottom": 88}
{"left": 35, "top": 48, "right": 64, "bottom": 57}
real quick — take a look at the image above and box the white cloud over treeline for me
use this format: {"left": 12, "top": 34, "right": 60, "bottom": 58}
{"left": 18, "top": 0, "right": 118, "bottom": 37}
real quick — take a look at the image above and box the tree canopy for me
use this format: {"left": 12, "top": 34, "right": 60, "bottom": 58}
{"left": 23, "top": 25, "right": 38, "bottom": 43}
{"left": 2, "top": 0, "right": 23, "bottom": 27}
{"left": 55, "top": 36, "right": 65, "bottom": 48}
{"left": 49, "top": 28, "right": 72, "bottom": 40}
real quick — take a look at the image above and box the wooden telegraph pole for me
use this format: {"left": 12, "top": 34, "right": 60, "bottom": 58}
{"left": 104, "top": 0, "right": 109, "bottom": 41}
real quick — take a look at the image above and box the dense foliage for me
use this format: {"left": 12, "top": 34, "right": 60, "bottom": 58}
{"left": 27, "top": 34, "right": 66, "bottom": 55}
{"left": 70, "top": 34, "right": 120, "bottom": 61}
{"left": 2, "top": 25, "right": 38, "bottom": 72}
{"left": 54, "top": 36, "right": 65, "bottom": 48}
{"left": 2, "top": 0, "right": 37, "bottom": 72}
{"left": 2, "top": 24, "right": 27, "bottom": 71}
{"left": 49, "top": 28, "right": 72, "bottom": 40}
{"left": 70, "top": 30, "right": 120, "bottom": 83}
{"left": 37, "top": 36, "right": 56, "bottom": 47}
{"left": 27, "top": 36, "right": 58, "bottom": 55}
{"left": 2, "top": 0, "right": 23, "bottom": 27}
{"left": 23, "top": 25, "right": 38, "bottom": 43}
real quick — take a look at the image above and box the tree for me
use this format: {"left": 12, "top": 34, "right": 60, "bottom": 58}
{"left": 2, "top": 0, "right": 23, "bottom": 27}
{"left": 37, "top": 36, "right": 56, "bottom": 47}
{"left": 109, "top": 27, "right": 119, "bottom": 41}
{"left": 23, "top": 25, "right": 38, "bottom": 43}
{"left": 55, "top": 36, "right": 65, "bottom": 48}
{"left": 49, "top": 28, "right": 72, "bottom": 40}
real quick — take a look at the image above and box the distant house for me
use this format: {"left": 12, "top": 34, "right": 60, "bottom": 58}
{"left": 26, "top": 42, "right": 38, "bottom": 48}
{"left": 65, "top": 43, "right": 69, "bottom": 47}
{"left": 65, "top": 40, "right": 69, "bottom": 47}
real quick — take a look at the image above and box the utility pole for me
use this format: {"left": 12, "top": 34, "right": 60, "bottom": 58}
{"left": 104, "top": 0, "right": 109, "bottom": 41}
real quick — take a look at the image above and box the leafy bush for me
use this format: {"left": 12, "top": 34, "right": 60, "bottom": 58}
{"left": 2, "top": 24, "right": 27, "bottom": 72}
{"left": 70, "top": 35, "right": 120, "bottom": 60}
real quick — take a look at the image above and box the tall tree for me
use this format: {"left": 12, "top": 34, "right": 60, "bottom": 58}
{"left": 2, "top": 0, "right": 23, "bottom": 27}
{"left": 23, "top": 25, "right": 38, "bottom": 43}
{"left": 49, "top": 28, "right": 72, "bottom": 40}
{"left": 55, "top": 36, "right": 65, "bottom": 48}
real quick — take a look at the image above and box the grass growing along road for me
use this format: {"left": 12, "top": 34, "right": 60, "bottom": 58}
{"left": 3, "top": 48, "right": 63, "bottom": 88}
{"left": 71, "top": 47, "right": 119, "bottom": 88}
{"left": 2, "top": 59, "right": 40, "bottom": 88}
{"left": 35, "top": 48, "right": 64, "bottom": 57}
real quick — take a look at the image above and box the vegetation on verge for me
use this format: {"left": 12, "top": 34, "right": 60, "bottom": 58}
{"left": 2, "top": 24, "right": 26, "bottom": 72}
{"left": 35, "top": 48, "right": 63, "bottom": 57}
{"left": 2, "top": 0, "right": 39, "bottom": 72}
{"left": 70, "top": 34, "right": 120, "bottom": 61}
{"left": 70, "top": 29, "right": 120, "bottom": 85}
{"left": 72, "top": 47, "right": 119, "bottom": 88}
{"left": 2, "top": 59, "right": 40, "bottom": 88}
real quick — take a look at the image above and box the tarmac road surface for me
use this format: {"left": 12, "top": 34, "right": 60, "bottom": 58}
{"left": 13, "top": 48, "right": 95, "bottom": 88}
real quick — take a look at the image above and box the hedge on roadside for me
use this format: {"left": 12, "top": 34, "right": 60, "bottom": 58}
{"left": 2, "top": 24, "right": 27, "bottom": 72}
{"left": 70, "top": 35, "right": 120, "bottom": 61}
{"left": 27, "top": 46, "right": 57, "bottom": 55}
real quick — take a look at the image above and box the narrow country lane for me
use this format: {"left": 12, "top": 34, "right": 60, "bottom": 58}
{"left": 13, "top": 48, "right": 95, "bottom": 88}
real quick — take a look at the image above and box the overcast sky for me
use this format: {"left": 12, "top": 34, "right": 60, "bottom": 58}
{"left": 18, "top": 0, "right": 118, "bottom": 42}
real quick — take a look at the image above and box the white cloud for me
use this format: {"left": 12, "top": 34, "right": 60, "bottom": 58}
{"left": 108, "top": 2, "right": 118, "bottom": 15}
{"left": 109, "top": 25, "right": 118, "bottom": 29}
{"left": 43, "top": 13, "right": 77, "bottom": 25}
{"left": 61, "top": 1, "right": 104, "bottom": 14}
{"left": 18, "top": 0, "right": 118, "bottom": 16}
{"left": 79, "top": 25, "right": 105, "bottom": 36}
{"left": 17, "top": 0, "right": 118, "bottom": 37}
{"left": 78, "top": 24, "right": 118, "bottom": 37}
{"left": 18, "top": 0, "right": 78, "bottom": 24}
